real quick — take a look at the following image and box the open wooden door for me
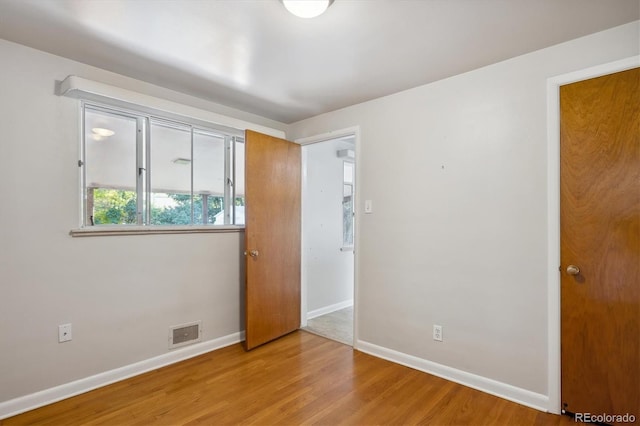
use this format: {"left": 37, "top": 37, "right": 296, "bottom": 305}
{"left": 244, "top": 130, "right": 301, "bottom": 350}
{"left": 560, "top": 68, "right": 639, "bottom": 419}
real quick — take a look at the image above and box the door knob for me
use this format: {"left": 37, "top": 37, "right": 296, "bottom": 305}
{"left": 245, "top": 250, "right": 259, "bottom": 258}
{"left": 566, "top": 265, "right": 580, "bottom": 275}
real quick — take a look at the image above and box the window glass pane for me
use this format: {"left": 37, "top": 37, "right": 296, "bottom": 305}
{"left": 343, "top": 161, "right": 355, "bottom": 246}
{"left": 343, "top": 184, "right": 354, "bottom": 246}
{"left": 234, "top": 139, "right": 245, "bottom": 225}
{"left": 150, "top": 120, "right": 192, "bottom": 225}
{"left": 193, "top": 130, "right": 225, "bottom": 224}
{"left": 344, "top": 161, "right": 354, "bottom": 184}
{"left": 207, "top": 195, "right": 225, "bottom": 225}
{"left": 85, "top": 107, "right": 138, "bottom": 225}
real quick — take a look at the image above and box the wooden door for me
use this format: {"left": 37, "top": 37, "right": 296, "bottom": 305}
{"left": 560, "top": 68, "right": 639, "bottom": 417}
{"left": 244, "top": 130, "right": 301, "bottom": 350}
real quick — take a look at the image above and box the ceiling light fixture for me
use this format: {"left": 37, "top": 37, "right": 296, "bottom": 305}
{"left": 92, "top": 127, "right": 115, "bottom": 137}
{"left": 282, "top": 0, "right": 333, "bottom": 18}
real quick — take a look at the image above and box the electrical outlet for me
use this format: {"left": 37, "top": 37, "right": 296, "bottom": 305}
{"left": 433, "top": 324, "right": 443, "bottom": 342}
{"left": 58, "top": 323, "right": 72, "bottom": 343}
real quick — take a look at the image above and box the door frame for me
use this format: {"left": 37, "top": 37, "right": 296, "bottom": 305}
{"left": 295, "top": 126, "right": 361, "bottom": 348}
{"left": 546, "top": 55, "right": 639, "bottom": 414}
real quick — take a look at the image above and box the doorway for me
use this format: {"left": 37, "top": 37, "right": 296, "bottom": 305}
{"left": 300, "top": 132, "right": 357, "bottom": 346}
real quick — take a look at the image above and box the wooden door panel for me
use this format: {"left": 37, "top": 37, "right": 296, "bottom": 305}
{"left": 244, "top": 130, "right": 301, "bottom": 350}
{"left": 560, "top": 68, "right": 639, "bottom": 417}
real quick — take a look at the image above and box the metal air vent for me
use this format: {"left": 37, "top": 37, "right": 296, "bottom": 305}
{"left": 169, "top": 321, "right": 202, "bottom": 349}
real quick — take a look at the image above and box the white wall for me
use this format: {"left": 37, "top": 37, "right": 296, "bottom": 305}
{"left": 287, "top": 22, "right": 639, "bottom": 398}
{"left": 0, "top": 39, "right": 284, "bottom": 405}
{"left": 303, "top": 140, "right": 354, "bottom": 314}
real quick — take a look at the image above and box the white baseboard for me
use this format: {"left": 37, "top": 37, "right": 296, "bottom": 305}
{"left": 0, "top": 331, "right": 245, "bottom": 420}
{"left": 2, "top": 332, "right": 548, "bottom": 420}
{"left": 355, "top": 339, "right": 549, "bottom": 412}
{"left": 307, "top": 299, "right": 353, "bottom": 320}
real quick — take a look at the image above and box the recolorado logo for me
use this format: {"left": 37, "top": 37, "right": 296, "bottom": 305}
{"left": 574, "top": 412, "right": 636, "bottom": 423}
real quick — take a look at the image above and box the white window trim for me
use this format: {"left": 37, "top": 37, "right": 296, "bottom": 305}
{"left": 59, "top": 75, "right": 284, "bottom": 138}
{"left": 69, "top": 225, "right": 244, "bottom": 237}
{"left": 80, "top": 101, "right": 242, "bottom": 231}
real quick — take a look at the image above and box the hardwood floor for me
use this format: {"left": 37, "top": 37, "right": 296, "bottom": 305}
{"left": 3, "top": 331, "right": 574, "bottom": 425}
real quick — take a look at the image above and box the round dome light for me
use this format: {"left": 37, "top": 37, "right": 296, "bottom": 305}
{"left": 282, "top": 0, "right": 333, "bottom": 19}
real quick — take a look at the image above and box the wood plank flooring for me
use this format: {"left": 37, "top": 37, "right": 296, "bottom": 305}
{"left": 3, "top": 331, "right": 574, "bottom": 425}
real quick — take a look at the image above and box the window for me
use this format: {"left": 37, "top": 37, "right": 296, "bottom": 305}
{"left": 82, "top": 103, "right": 244, "bottom": 228}
{"left": 342, "top": 161, "right": 354, "bottom": 247}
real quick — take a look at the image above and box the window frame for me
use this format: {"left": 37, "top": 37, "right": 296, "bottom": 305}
{"left": 75, "top": 100, "right": 245, "bottom": 235}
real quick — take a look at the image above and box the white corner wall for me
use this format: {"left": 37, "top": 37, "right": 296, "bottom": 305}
{"left": 286, "top": 21, "right": 639, "bottom": 405}
{"left": 0, "top": 38, "right": 285, "bottom": 412}
{"left": 303, "top": 140, "right": 354, "bottom": 315}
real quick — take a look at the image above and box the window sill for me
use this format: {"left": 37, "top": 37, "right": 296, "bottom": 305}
{"left": 340, "top": 246, "right": 354, "bottom": 252}
{"left": 70, "top": 225, "right": 245, "bottom": 237}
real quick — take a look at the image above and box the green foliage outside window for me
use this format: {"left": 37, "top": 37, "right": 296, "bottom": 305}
{"left": 92, "top": 189, "right": 231, "bottom": 225}
{"left": 150, "top": 193, "right": 223, "bottom": 225}
{"left": 92, "top": 189, "right": 137, "bottom": 225}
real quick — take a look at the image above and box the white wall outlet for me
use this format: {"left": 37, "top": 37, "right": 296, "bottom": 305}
{"left": 433, "top": 324, "right": 443, "bottom": 342}
{"left": 58, "top": 323, "right": 72, "bottom": 343}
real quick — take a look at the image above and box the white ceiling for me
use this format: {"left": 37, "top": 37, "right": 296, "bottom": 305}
{"left": 0, "top": 0, "right": 637, "bottom": 124}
